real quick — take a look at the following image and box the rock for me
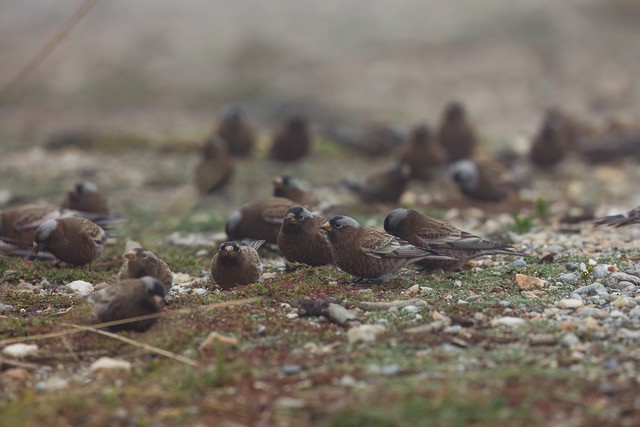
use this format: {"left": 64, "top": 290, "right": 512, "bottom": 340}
{"left": 610, "top": 310, "right": 624, "bottom": 318}
{"left": 406, "top": 284, "right": 421, "bottom": 295}
{"left": 347, "top": 324, "right": 386, "bottom": 344}
{"left": 405, "top": 320, "right": 447, "bottom": 334}
{"left": 196, "top": 249, "right": 208, "bottom": 257}
{"left": 516, "top": 274, "right": 545, "bottom": 290}
{"left": 402, "top": 305, "right": 421, "bottom": 314}
{"left": 3, "top": 368, "right": 30, "bottom": 381}
{"left": 443, "top": 325, "right": 462, "bottom": 334}
{"left": 617, "top": 281, "right": 635, "bottom": 290}
{"left": 591, "top": 266, "right": 609, "bottom": 279}
{"left": 559, "top": 332, "right": 580, "bottom": 347}
{"left": 199, "top": 332, "right": 238, "bottom": 351}
{"left": 358, "top": 299, "right": 428, "bottom": 312}
{"left": 491, "top": 316, "right": 525, "bottom": 327}
{"left": 2, "top": 343, "right": 38, "bottom": 358}
{"left": 35, "top": 377, "right": 69, "bottom": 392}
{"left": 0, "top": 303, "right": 14, "bottom": 311}
{"left": 529, "top": 334, "right": 557, "bottom": 346}
{"left": 172, "top": 273, "right": 195, "bottom": 285}
{"left": 611, "top": 296, "right": 631, "bottom": 308}
{"left": 193, "top": 288, "right": 207, "bottom": 295}
{"left": 90, "top": 357, "right": 132, "bottom": 373}
{"left": 261, "top": 272, "right": 277, "bottom": 280}
{"left": 367, "top": 364, "right": 399, "bottom": 376}
{"left": 556, "top": 299, "right": 583, "bottom": 309}
{"left": 325, "top": 303, "right": 359, "bottom": 326}
{"left": 629, "top": 306, "right": 640, "bottom": 319}
{"left": 274, "top": 396, "right": 306, "bottom": 410}
{"left": 570, "top": 283, "right": 607, "bottom": 299}
{"left": 558, "top": 273, "right": 578, "bottom": 283}
{"left": 512, "top": 259, "right": 527, "bottom": 268}
{"left": 576, "top": 307, "right": 609, "bottom": 319}
{"left": 281, "top": 364, "right": 302, "bottom": 375}
{"left": 581, "top": 316, "right": 601, "bottom": 330}
{"left": 608, "top": 272, "right": 640, "bottom": 286}
{"left": 565, "top": 263, "right": 578, "bottom": 271}
{"left": 66, "top": 280, "right": 94, "bottom": 296}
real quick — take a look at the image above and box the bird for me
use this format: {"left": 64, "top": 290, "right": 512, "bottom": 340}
{"left": 529, "top": 109, "right": 571, "bottom": 168}
{"left": 343, "top": 163, "right": 411, "bottom": 204}
{"left": 384, "top": 208, "right": 528, "bottom": 271}
{"left": 269, "top": 114, "right": 312, "bottom": 162}
{"left": 32, "top": 216, "right": 107, "bottom": 266}
{"left": 324, "top": 122, "right": 407, "bottom": 157}
{"left": 449, "top": 158, "right": 516, "bottom": 203}
{"left": 272, "top": 176, "right": 320, "bottom": 208}
{"left": 210, "top": 240, "right": 265, "bottom": 290}
{"left": 117, "top": 248, "right": 173, "bottom": 293}
{"left": 0, "top": 203, "right": 63, "bottom": 246}
{"left": 216, "top": 105, "right": 255, "bottom": 157}
{"left": 437, "top": 101, "right": 477, "bottom": 163}
{"left": 225, "top": 197, "right": 297, "bottom": 244}
{"left": 320, "top": 215, "right": 455, "bottom": 282}
{"left": 87, "top": 276, "right": 167, "bottom": 332}
{"left": 60, "top": 181, "right": 109, "bottom": 214}
{"left": 193, "top": 136, "right": 234, "bottom": 195}
{"left": 594, "top": 206, "right": 640, "bottom": 228}
{"left": 398, "top": 123, "right": 448, "bottom": 180}
{"left": 277, "top": 207, "right": 332, "bottom": 266}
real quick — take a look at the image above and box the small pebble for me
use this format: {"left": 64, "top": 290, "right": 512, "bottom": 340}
{"left": 558, "top": 273, "right": 578, "bottom": 283}
{"left": 559, "top": 332, "right": 580, "bottom": 347}
{"left": 591, "top": 266, "right": 608, "bottom": 280}
{"left": 281, "top": 364, "right": 302, "bottom": 375}
{"left": 512, "top": 259, "right": 526, "bottom": 268}
{"left": 556, "top": 298, "right": 583, "bottom": 309}
{"left": 565, "top": 263, "right": 578, "bottom": 272}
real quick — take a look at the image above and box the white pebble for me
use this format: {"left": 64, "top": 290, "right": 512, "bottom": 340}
{"left": 66, "top": 280, "right": 94, "bottom": 296}
{"left": 491, "top": 316, "right": 525, "bottom": 327}
{"left": 347, "top": 324, "right": 386, "bottom": 344}
{"left": 90, "top": 357, "right": 132, "bottom": 373}
{"left": 556, "top": 298, "right": 584, "bottom": 309}
{"left": 2, "top": 343, "right": 38, "bottom": 358}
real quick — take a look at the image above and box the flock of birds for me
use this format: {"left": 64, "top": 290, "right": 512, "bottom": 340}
{"left": 1, "top": 101, "right": 639, "bottom": 333}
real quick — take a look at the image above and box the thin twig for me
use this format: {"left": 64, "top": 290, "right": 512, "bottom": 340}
{"left": 0, "top": 0, "right": 99, "bottom": 106}
{"left": 0, "top": 297, "right": 260, "bottom": 347}
{"left": 66, "top": 323, "right": 199, "bottom": 367}
{"left": 60, "top": 335, "right": 80, "bottom": 362}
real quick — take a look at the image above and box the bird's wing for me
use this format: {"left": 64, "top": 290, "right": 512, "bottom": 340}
{"left": 361, "top": 229, "right": 431, "bottom": 258}
{"left": 14, "top": 206, "right": 60, "bottom": 231}
{"left": 414, "top": 219, "right": 462, "bottom": 245}
{"left": 594, "top": 206, "right": 640, "bottom": 228}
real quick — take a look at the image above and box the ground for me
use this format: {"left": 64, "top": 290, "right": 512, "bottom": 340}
{"left": 2, "top": 1, "right": 640, "bottom": 426}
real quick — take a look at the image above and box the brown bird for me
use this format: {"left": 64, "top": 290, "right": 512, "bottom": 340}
{"left": 277, "top": 207, "right": 332, "bottom": 266}
{"left": 193, "top": 136, "right": 234, "bottom": 195}
{"left": 269, "top": 114, "right": 312, "bottom": 162}
{"left": 226, "top": 197, "right": 297, "bottom": 244}
{"left": 210, "top": 240, "right": 265, "bottom": 290}
{"left": 343, "top": 163, "right": 411, "bottom": 204}
{"left": 399, "top": 123, "right": 448, "bottom": 180}
{"left": 0, "top": 203, "right": 62, "bottom": 246}
{"left": 32, "top": 216, "right": 107, "bottom": 266}
{"left": 324, "top": 122, "right": 407, "bottom": 157}
{"left": 594, "top": 206, "right": 640, "bottom": 228}
{"left": 272, "top": 176, "right": 320, "bottom": 208}
{"left": 384, "top": 208, "right": 527, "bottom": 271}
{"left": 118, "top": 248, "right": 173, "bottom": 293}
{"left": 437, "top": 101, "right": 477, "bottom": 163}
{"left": 60, "top": 181, "right": 109, "bottom": 214}
{"left": 87, "top": 276, "right": 167, "bottom": 332}
{"left": 529, "top": 109, "right": 571, "bottom": 168}
{"left": 216, "top": 105, "right": 255, "bottom": 157}
{"left": 449, "top": 158, "right": 516, "bottom": 202}
{"left": 320, "top": 215, "right": 454, "bottom": 282}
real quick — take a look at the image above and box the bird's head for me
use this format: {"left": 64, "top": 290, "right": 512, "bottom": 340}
{"left": 32, "top": 219, "right": 57, "bottom": 254}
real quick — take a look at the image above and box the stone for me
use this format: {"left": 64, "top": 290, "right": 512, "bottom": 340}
{"left": 559, "top": 332, "right": 580, "bottom": 347}
{"left": 66, "top": 280, "right": 94, "bottom": 296}
{"left": 2, "top": 343, "right": 38, "bottom": 358}
{"left": 90, "top": 357, "right": 132, "bottom": 373}
{"left": 558, "top": 273, "right": 578, "bottom": 283}
{"left": 611, "top": 296, "right": 631, "bottom": 308}
{"left": 516, "top": 274, "right": 545, "bottom": 290}
{"left": 281, "top": 364, "right": 302, "bottom": 375}
{"left": 512, "top": 259, "right": 527, "bottom": 268}
{"left": 556, "top": 299, "right": 583, "bottom": 309}
{"left": 491, "top": 316, "right": 525, "bottom": 327}
{"left": 348, "top": 324, "right": 386, "bottom": 344}
{"left": 199, "top": 332, "right": 238, "bottom": 351}
{"left": 570, "top": 283, "right": 607, "bottom": 299}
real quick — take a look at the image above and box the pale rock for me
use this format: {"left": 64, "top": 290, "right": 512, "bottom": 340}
{"left": 35, "top": 377, "right": 69, "bottom": 392}
{"left": 3, "top": 368, "right": 30, "bottom": 381}
{"left": 516, "top": 274, "right": 545, "bottom": 290}
{"left": 66, "top": 280, "right": 94, "bottom": 296}
{"left": 406, "top": 284, "right": 421, "bottom": 296}
{"left": 2, "top": 343, "right": 38, "bottom": 358}
{"left": 172, "top": 272, "right": 194, "bottom": 285}
{"left": 199, "top": 332, "right": 238, "bottom": 351}
{"left": 347, "top": 324, "right": 386, "bottom": 344}
{"left": 90, "top": 357, "right": 132, "bottom": 373}
{"left": 581, "top": 316, "right": 601, "bottom": 330}
{"left": 491, "top": 316, "right": 525, "bottom": 327}
{"left": 261, "top": 272, "right": 277, "bottom": 280}
{"left": 611, "top": 296, "right": 631, "bottom": 308}
{"left": 559, "top": 332, "right": 580, "bottom": 348}
{"left": 556, "top": 298, "right": 584, "bottom": 309}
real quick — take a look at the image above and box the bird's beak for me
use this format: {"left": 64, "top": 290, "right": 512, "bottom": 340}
{"left": 32, "top": 242, "right": 40, "bottom": 255}
{"left": 123, "top": 250, "right": 136, "bottom": 260}
{"left": 273, "top": 176, "right": 283, "bottom": 187}
{"left": 224, "top": 245, "right": 234, "bottom": 252}
{"left": 284, "top": 214, "right": 296, "bottom": 224}
{"left": 320, "top": 222, "right": 332, "bottom": 232}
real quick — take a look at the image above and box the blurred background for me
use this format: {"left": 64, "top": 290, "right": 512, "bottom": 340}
{"left": 2, "top": 0, "right": 639, "bottom": 140}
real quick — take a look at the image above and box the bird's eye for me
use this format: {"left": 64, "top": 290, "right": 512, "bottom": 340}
{"left": 142, "top": 253, "right": 148, "bottom": 259}
{"left": 335, "top": 223, "right": 342, "bottom": 229}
